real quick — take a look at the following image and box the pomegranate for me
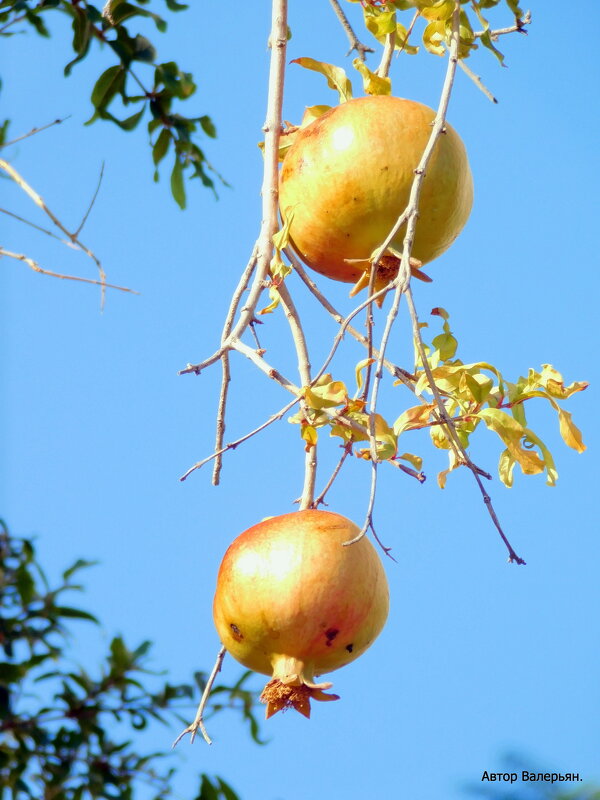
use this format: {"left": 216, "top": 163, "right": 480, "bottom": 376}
{"left": 212, "top": 510, "right": 389, "bottom": 718}
{"left": 279, "top": 95, "right": 473, "bottom": 287}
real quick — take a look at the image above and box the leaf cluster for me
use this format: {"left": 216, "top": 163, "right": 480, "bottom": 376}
{"left": 0, "top": 519, "right": 255, "bottom": 799}
{"left": 287, "top": 309, "right": 587, "bottom": 490}
{"left": 0, "top": 0, "right": 218, "bottom": 207}
{"left": 351, "top": 0, "right": 526, "bottom": 64}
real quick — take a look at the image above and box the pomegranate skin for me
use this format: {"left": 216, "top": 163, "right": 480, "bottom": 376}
{"left": 279, "top": 95, "right": 473, "bottom": 284}
{"left": 212, "top": 510, "right": 389, "bottom": 705}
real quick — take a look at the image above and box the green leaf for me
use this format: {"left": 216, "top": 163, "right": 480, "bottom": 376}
{"left": 90, "top": 65, "right": 125, "bottom": 110}
{"left": 199, "top": 115, "right": 216, "bottom": 138}
{"left": 199, "top": 775, "right": 220, "bottom": 800}
{"left": 54, "top": 606, "right": 99, "bottom": 623}
{"left": 16, "top": 564, "right": 36, "bottom": 604}
{"left": 152, "top": 128, "right": 171, "bottom": 165}
{"left": 170, "top": 159, "right": 186, "bottom": 209}
{"left": 217, "top": 777, "right": 242, "bottom": 800}
{"left": 291, "top": 57, "right": 353, "bottom": 103}
{"left": 110, "top": 3, "right": 167, "bottom": 32}
{"left": 63, "top": 558, "right": 98, "bottom": 581}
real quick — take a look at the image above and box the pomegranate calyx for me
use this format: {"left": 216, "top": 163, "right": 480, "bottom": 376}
{"left": 260, "top": 678, "right": 340, "bottom": 719}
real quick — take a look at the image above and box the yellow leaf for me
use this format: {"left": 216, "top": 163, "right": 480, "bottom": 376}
{"left": 352, "top": 58, "right": 392, "bottom": 96}
{"left": 477, "top": 408, "right": 544, "bottom": 476}
{"left": 305, "top": 381, "right": 347, "bottom": 410}
{"left": 355, "top": 358, "right": 375, "bottom": 393}
{"left": 422, "top": 20, "right": 446, "bottom": 56}
{"left": 291, "top": 57, "right": 353, "bottom": 103}
{"left": 393, "top": 403, "right": 434, "bottom": 434}
{"left": 259, "top": 286, "right": 281, "bottom": 315}
{"left": 437, "top": 450, "right": 459, "bottom": 488}
{"left": 418, "top": 0, "right": 454, "bottom": 21}
{"left": 300, "top": 424, "right": 318, "bottom": 451}
{"left": 300, "top": 105, "right": 332, "bottom": 127}
{"left": 498, "top": 448, "right": 516, "bottom": 488}
{"left": 558, "top": 409, "right": 586, "bottom": 453}
{"left": 397, "top": 452, "right": 423, "bottom": 471}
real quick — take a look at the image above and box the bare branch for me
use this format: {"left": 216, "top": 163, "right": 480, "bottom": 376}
{"left": 406, "top": 288, "right": 525, "bottom": 564}
{"left": 0, "top": 248, "right": 136, "bottom": 294}
{"left": 459, "top": 59, "right": 497, "bottom": 104}
{"left": 74, "top": 162, "right": 105, "bottom": 237}
{"left": 212, "top": 247, "right": 259, "bottom": 484}
{"left": 313, "top": 445, "right": 352, "bottom": 508}
{"left": 474, "top": 10, "right": 532, "bottom": 39}
{"left": 328, "top": 0, "right": 374, "bottom": 60}
{"left": 0, "top": 117, "right": 70, "bottom": 149}
{"left": 179, "top": 0, "right": 287, "bottom": 373}
{"left": 278, "top": 282, "right": 317, "bottom": 509}
{"left": 0, "top": 157, "right": 109, "bottom": 303}
{"left": 180, "top": 396, "right": 300, "bottom": 482}
{"left": 376, "top": 30, "right": 396, "bottom": 79}
{"left": 232, "top": 338, "right": 300, "bottom": 394}
{"left": 172, "top": 646, "right": 226, "bottom": 747}
{"left": 289, "top": 252, "right": 415, "bottom": 390}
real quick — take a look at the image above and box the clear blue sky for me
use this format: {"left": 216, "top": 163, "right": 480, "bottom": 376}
{"left": 2, "top": 3, "right": 598, "bottom": 798}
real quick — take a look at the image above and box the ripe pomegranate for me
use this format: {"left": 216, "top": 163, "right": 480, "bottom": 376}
{"left": 213, "top": 510, "right": 389, "bottom": 718}
{"left": 279, "top": 95, "right": 473, "bottom": 287}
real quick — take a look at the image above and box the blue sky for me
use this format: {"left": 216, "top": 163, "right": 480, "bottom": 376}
{"left": 2, "top": 3, "right": 598, "bottom": 799}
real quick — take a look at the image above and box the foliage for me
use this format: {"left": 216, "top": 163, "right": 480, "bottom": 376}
{"left": 351, "top": 0, "right": 526, "bottom": 64}
{"left": 0, "top": 0, "right": 218, "bottom": 206}
{"left": 0, "top": 518, "right": 258, "bottom": 799}
{"left": 287, "top": 305, "right": 587, "bottom": 491}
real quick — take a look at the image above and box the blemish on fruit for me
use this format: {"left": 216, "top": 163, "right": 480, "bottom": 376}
{"left": 229, "top": 623, "right": 243, "bottom": 641}
{"left": 345, "top": 643, "right": 354, "bottom": 653}
{"left": 325, "top": 628, "right": 339, "bottom": 646}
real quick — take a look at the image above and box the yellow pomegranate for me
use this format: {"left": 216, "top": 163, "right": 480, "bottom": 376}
{"left": 213, "top": 510, "right": 389, "bottom": 718}
{"left": 279, "top": 95, "right": 473, "bottom": 287}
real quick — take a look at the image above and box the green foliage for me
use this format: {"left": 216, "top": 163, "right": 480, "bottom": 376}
{"left": 287, "top": 308, "right": 587, "bottom": 489}
{"left": 0, "top": 0, "right": 219, "bottom": 206}
{"left": 0, "top": 519, "right": 256, "bottom": 799}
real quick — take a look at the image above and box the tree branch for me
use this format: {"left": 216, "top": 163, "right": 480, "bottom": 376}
{"left": 328, "top": 0, "right": 374, "bottom": 60}
{"left": 172, "top": 646, "right": 226, "bottom": 747}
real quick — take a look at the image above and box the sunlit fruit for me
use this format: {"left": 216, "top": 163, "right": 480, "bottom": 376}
{"left": 213, "top": 509, "right": 389, "bottom": 718}
{"left": 279, "top": 95, "right": 473, "bottom": 289}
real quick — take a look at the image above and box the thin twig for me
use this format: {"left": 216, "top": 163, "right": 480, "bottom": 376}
{"left": 74, "top": 163, "right": 105, "bottom": 237}
{"left": 313, "top": 446, "right": 352, "bottom": 508}
{"left": 0, "top": 248, "right": 136, "bottom": 294}
{"left": 328, "top": 0, "right": 374, "bottom": 60}
{"left": 344, "top": 2, "right": 463, "bottom": 548}
{"left": 180, "top": 397, "right": 300, "bottom": 482}
{"left": 289, "top": 253, "right": 415, "bottom": 389}
{"left": 232, "top": 338, "right": 299, "bottom": 395}
{"left": 179, "top": 0, "right": 287, "bottom": 375}
{"left": 405, "top": 287, "right": 525, "bottom": 564}
{"left": 459, "top": 59, "right": 497, "bottom": 103}
{"left": 212, "top": 247, "right": 259, "bottom": 485}
{"left": 0, "top": 157, "right": 108, "bottom": 304}
{"left": 278, "top": 282, "right": 316, "bottom": 509}
{"left": 172, "top": 646, "right": 226, "bottom": 747}
{"left": 474, "top": 10, "right": 531, "bottom": 39}
{"left": 0, "top": 117, "right": 70, "bottom": 149}
{"left": 312, "top": 282, "right": 393, "bottom": 387}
